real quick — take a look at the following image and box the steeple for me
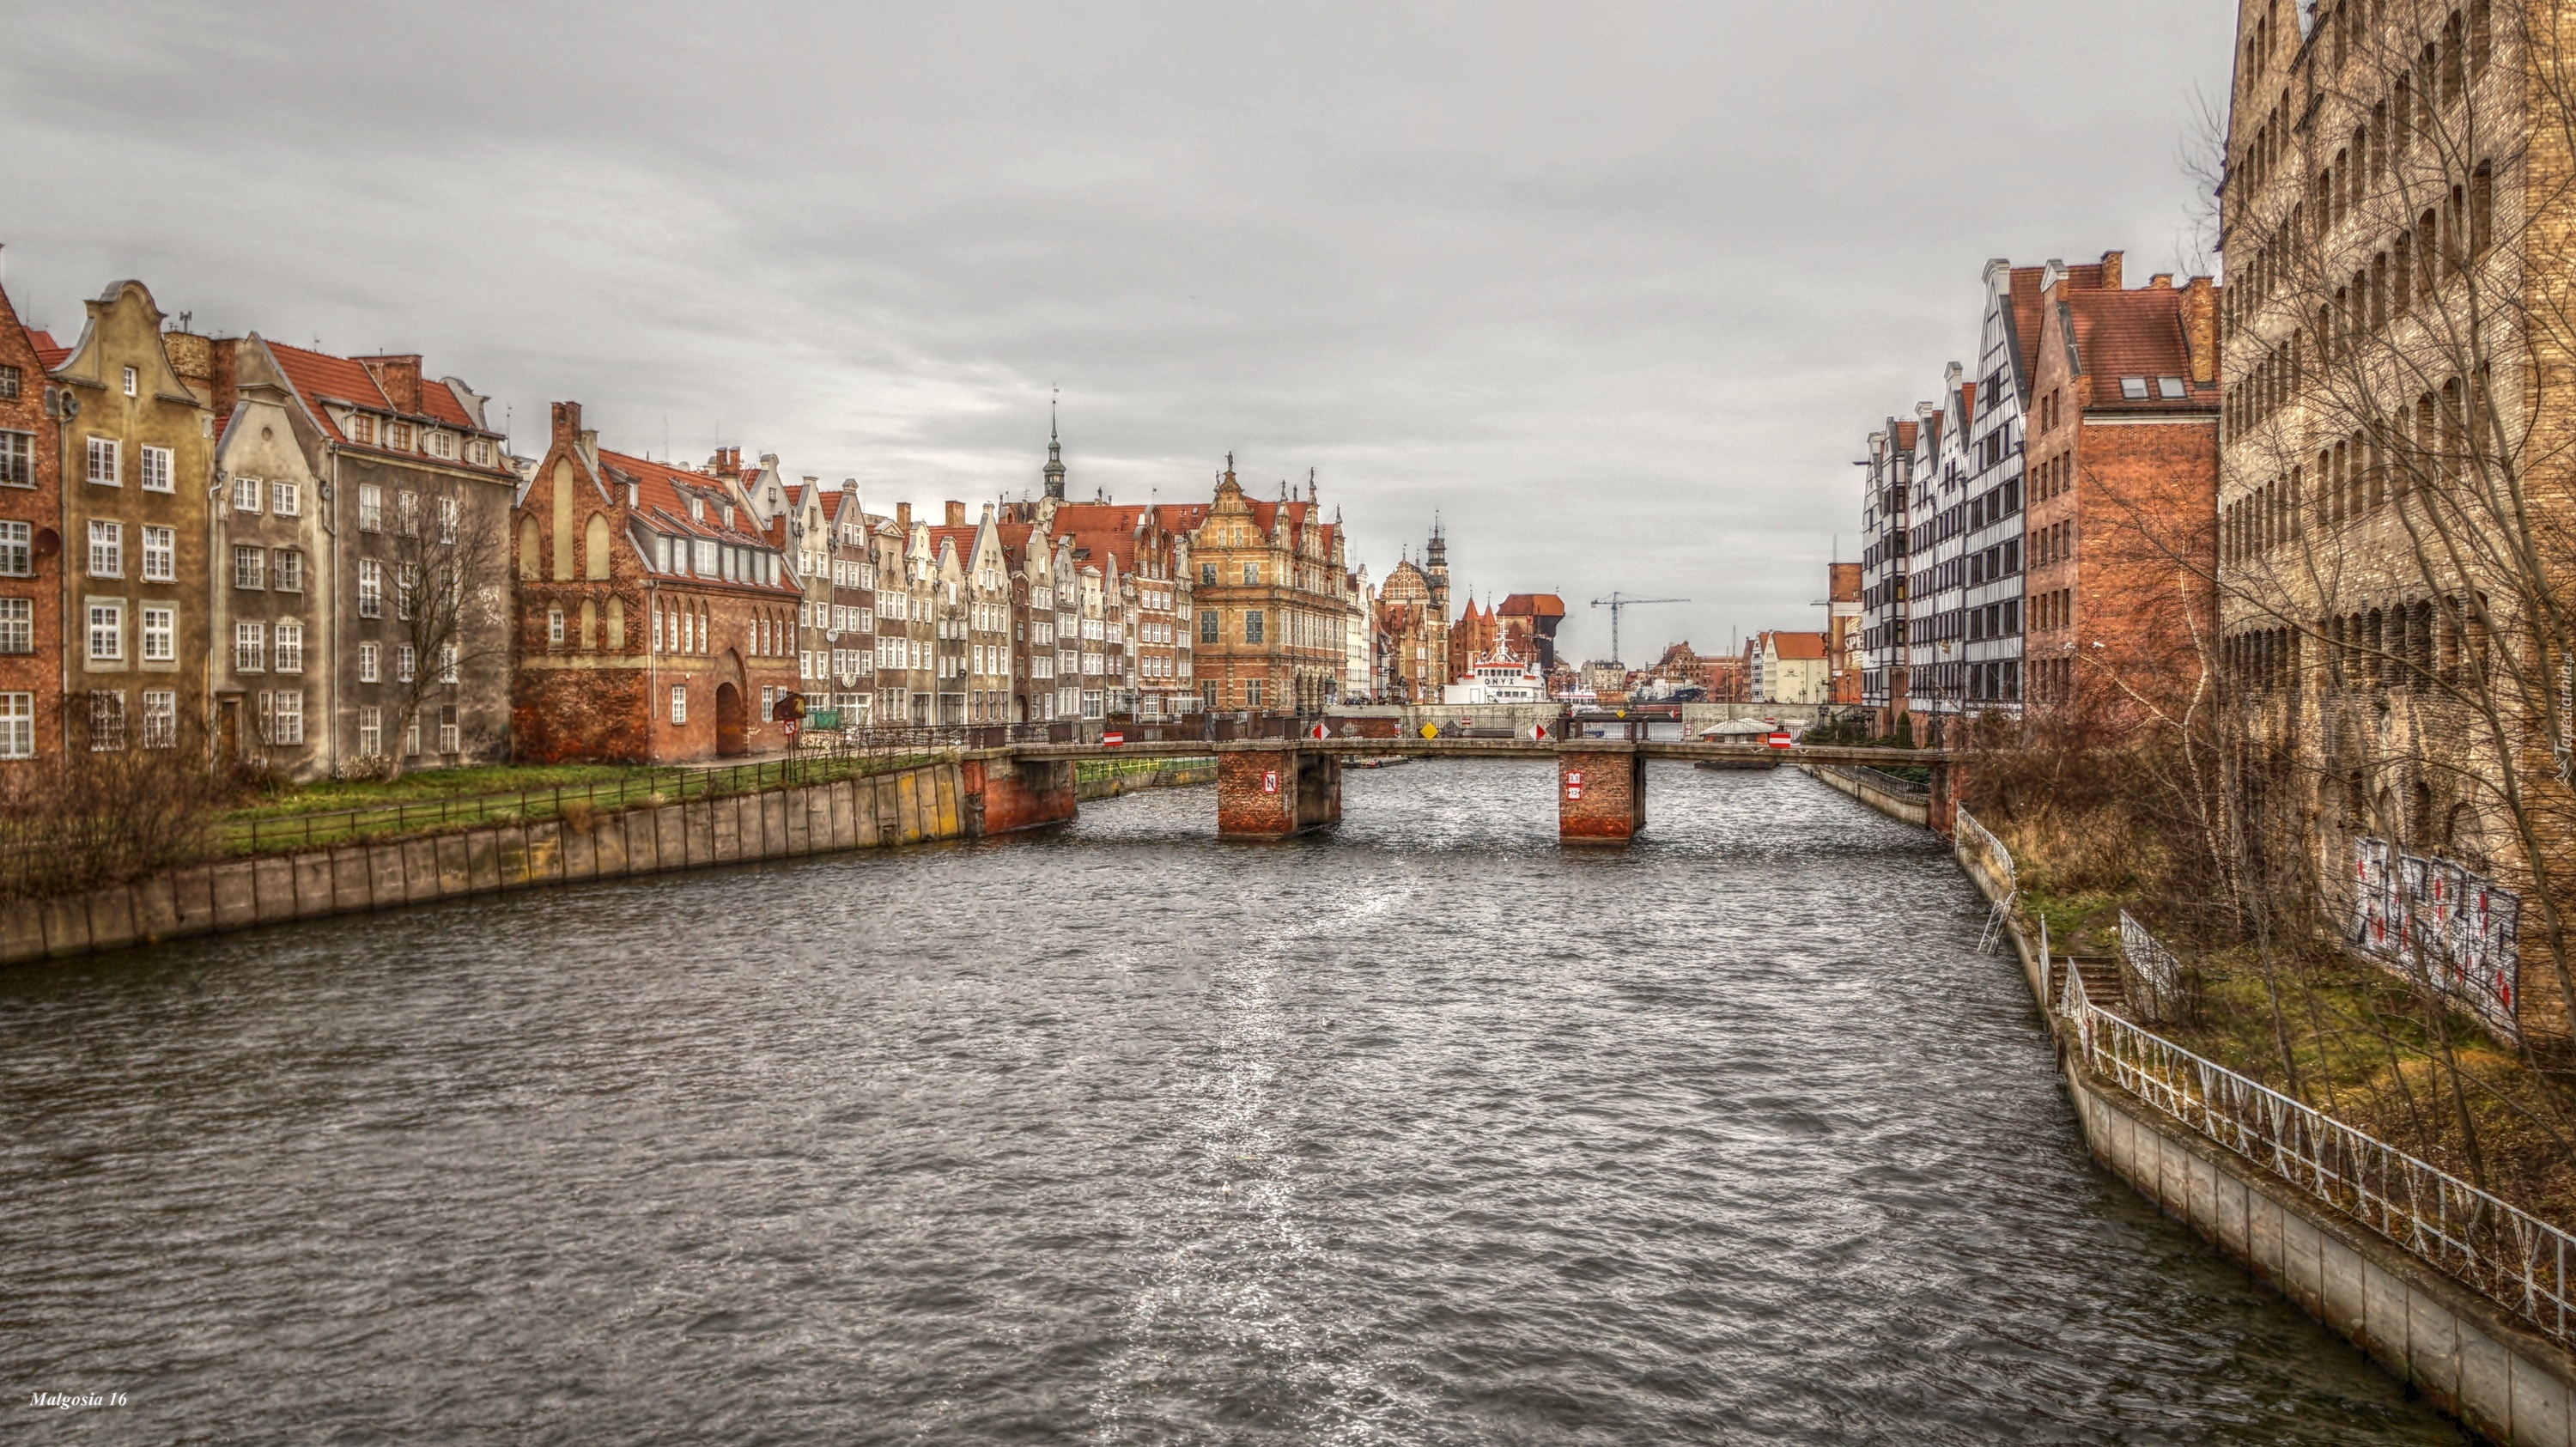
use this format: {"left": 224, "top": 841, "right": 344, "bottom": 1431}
{"left": 1425, "top": 516, "right": 1449, "bottom": 615}
{"left": 1042, "top": 389, "right": 1066, "bottom": 501}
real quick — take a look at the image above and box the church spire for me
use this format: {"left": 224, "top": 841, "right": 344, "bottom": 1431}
{"left": 1042, "top": 388, "right": 1066, "bottom": 501}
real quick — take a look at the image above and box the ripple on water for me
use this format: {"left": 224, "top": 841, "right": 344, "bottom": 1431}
{"left": 0, "top": 763, "right": 2467, "bottom": 1444}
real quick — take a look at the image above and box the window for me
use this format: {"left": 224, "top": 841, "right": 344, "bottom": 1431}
{"left": 1244, "top": 610, "right": 1264, "bottom": 644}
{"left": 398, "top": 491, "right": 419, "bottom": 537}
{"left": 264, "top": 690, "right": 304, "bottom": 745}
{"left": 1242, "top": 562, "right": 1259, "bottom": 586}
{"left": 2119, "top": 377, "right": 2149, "bottom": 400}
{"left": 88, "top": 690, "right": 124, "bottom": 751}
{"left": 358, "top": 705, "right": 381, "bottom": 757}
{"left": 86, "top": 437, "right": 120, "bottom": 486}
{"left": 404, "top": 716, "right": 421, "bottom": 757}
{"left": 396, "top": 562, "right": 416, "bottom": 619}
{"left": 233, "top": 476, "right": 262, "bottom": 513}
{"left": 88, "top": 601, "right": 122, "bottom": 662}
{"left": 1246, "top": 679, "right": 1263, "bottom": 708}
{"left": 0, "top": 430, "right": 33, "bottom": 486}
{"left": 671, "top": 684, "right": 688, "bottom": 725}
{"left": 436, "top": 496, "right": 457, "bottom": 543}
{"left": 469, "top": 439, "right": 492, "bottom": 467}
{"left": 429, "top": 430, "right": 455, "bottom": 459}
{"left": 0, "top": 598, "right": 27, "bottom": 654}
{"left": 140, "top": 605, "right": 173, "bottom": 662}
{"left": 121, "top": 366, "right": 137, "bottom": 398}
{"left": 358, "top": 484, "right": 382, "bottom": 532}
{"left": 398, "top": 645, "right": 416, "bottom": 683}
{"left": 143, "top": 526, "right": 173, "bottom": 581}
{"left": 359, "top": 641, "right": 379, "bottom": 682}
{"left": 88, "top": 520, "right": 123, "bottom": 578}
{"left": 234, "top": 622, "right": 264, "bottom": 672}
{"left": 548, "top": 607, "right": 565, "bottom": 646}
{"left": 272, "top": 480, "right": 300, "bottom": 516}
{"left": 438, "top": 705, "right": 458, "bottom": 754}
{"left": 233, "top": 544, "right": 264, "bottom": 589}
{"left": 275, "top": 549, "right": 302, "bottom": 592}
{"left": 357, "top": 559, "right": 382, "bottom": 617}
{"left": 275, "top": 621, "right": 303, "bottom": 672}
{"left": 437, "top": 644, "right": 457, "bottom": 684}
{"left": 0, "top": 521, "right": 27, "bottom": 576}
{"left": 386, "top": 421, "right": 412, "bottom": 452}
{"left": 2156, "top": 377, "right": 2188, "bottom": 399}
{"left": 0, "top": 365, "right": 16, "bottom": 400}
{"left": 0, "top": 691, "right": 28, "bottom": 757}
{"left": 346, "top": 414, "right": 375, "bottom": 446}
{"left": 136, "top": 689, "right": 169, "bottom": 749}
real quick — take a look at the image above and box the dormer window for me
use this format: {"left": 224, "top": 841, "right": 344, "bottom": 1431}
{"left": 2118, "top": 378, "right": 2150, "bottom": 400}
{"left": 2156, "top": 377, "right": 2188, "bottom": 399}
{"left": 689, "top": 497, "right": 704, "bottom": 524}
{"left": 386, "top": 421, "right": 413, "bottom": 450}
{"left": 469, "top": 438, "right": 492, "bottom": 466}
{"left": 346, "top": 414, "right": 375, "bottom": 445}
{"left": 428, "top": 430, "right": 455, "bottom": 459}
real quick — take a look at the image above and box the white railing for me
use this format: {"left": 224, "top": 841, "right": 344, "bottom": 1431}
{"left": 2064, "top": 964, "right": 2576, "bottom": 1346}
{"left": 2117, "top": 909, "right": 2190, "bottom": 1024}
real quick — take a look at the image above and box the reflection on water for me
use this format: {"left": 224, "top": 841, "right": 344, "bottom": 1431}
{"left": 0, "top": 763, "right": 2464, "bottom": 1444}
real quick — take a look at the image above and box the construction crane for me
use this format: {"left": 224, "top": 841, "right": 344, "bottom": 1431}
{"left": 1589, "top": 593, "right": 1689, "bottom": 667}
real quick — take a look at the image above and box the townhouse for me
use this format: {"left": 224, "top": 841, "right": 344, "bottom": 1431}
{"left": 0, "top": 270, "right": 63, "bottom": 763}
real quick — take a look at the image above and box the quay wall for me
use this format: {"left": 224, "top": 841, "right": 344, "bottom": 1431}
{"left": 2, "top": 762, "right": 969, "bottom": 969}
{"left": 1801, "top": 762, "right": 1929, "bottom": 828}
{"left": 1957, "top": 838, "right": 2576, "bottom": 1446}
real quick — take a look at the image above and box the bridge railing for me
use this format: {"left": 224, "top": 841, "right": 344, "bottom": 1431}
{"left": 2060, "top": 930, "right": 2576, "bottom": 1347}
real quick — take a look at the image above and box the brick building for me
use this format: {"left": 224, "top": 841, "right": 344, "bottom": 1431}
{"left": 1182, "top": 465, "right": 1354, "bottom": 715}
{"left": 0, "top": 269, "right": 62, "bottom": 765}
{"left": 1495, "top": 593, "right": 1565, "bottom": 671}
{"left": 1048, "top": 502, "right": 1197, "bottom": 720}
{"left": 2025, "top": 268, "right": 2221, "bottom": 722}
{"left": 1376, "top": 555, "right": 1447, "bottom": 703}
{"left": 510, "top": 403, "right": 804, "bottom": 762}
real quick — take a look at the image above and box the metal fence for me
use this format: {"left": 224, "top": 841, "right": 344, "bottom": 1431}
{"left": 2117, "top": 909, "right": 2192, "bottom": 1024}
{"left": 1953, "top": 806, "right": 2015, "bottom": 891}
{"left": 2065, "top": 963, "right": 2576, "bottom": 1347}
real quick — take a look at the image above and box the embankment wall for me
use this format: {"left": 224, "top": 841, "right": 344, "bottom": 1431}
{"left": 2, "top": 762, "right": 969, "bottom": 969}
{"left": 1802, "top": 763, "right": 1929, "bottom": 828}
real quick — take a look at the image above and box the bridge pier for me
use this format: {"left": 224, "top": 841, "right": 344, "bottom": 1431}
{"left": 1558, "top": 745, "right": 1645, "bottom": 844}
{"left": 961, "top": 753, "right": 1078, "bottom": 836}
{"left": 1217, "top": 746, "right": 1342, "bottom": 840}
{"left": 1926, "top": 759, "right": 1963, "bottom": 837}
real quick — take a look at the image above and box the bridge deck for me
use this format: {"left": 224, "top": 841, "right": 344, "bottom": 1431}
{"left": 984, "top": 739, "right": 1951, "bottom": 766}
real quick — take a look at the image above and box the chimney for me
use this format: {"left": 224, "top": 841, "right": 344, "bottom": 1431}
{"left": 945, "top": 500, "right": 966, "bottom": 527}
{"left": 896, "top": 502, "right": 912, "bottom": 532}
{"left": 357, "top": 355, "right": 423, "bottom": 414}
{"left": 206, "top": 336, "right": 240, "bottom": 416}
{"left": 550, "top": 400, "right": 583, "bottom": 446}
{"left": 2179, "top": 276, "right": 2220, "bottom": 386}
{"left": 161, "top": 329, "right": 212, "bottom": 389}
{"left": 2148, "top": 273, "right": 2175, "bottom": 289}
{"left": 2099, "top": 250, "right": 2123, "bottom": 289}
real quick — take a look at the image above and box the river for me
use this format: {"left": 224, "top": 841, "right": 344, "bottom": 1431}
{"left": 0, "top": 762, "right": 2466, "bottom": 1444}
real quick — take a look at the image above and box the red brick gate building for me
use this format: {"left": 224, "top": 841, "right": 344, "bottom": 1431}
{"left": 511, "top": 402, "right": 803, "bottom": 763}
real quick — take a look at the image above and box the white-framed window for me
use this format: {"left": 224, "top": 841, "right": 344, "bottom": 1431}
{"left": 358, "top": 641, "right": 379, "bottom": 683}
{"left": 357, "top": 559, "right": 382, "bottom": 617}
{"left": 142, "top": 526, "right": 173, "bottom": 581}
{"left": 274, "top": 620, "right": 303, "bottom": 672}
{"left": 437, "top": 643, "right": 457, "bottom": 684}
{"left": 233, "top": 544, "right": 264, "bottom": 589}
{"left": 233, "top": 476, "right": 262, "bottom": 513}
{"left": 140, "top": 690, "right": 175, "bottom": 749}
{"left": 263, "top": 690, "right": 303, "bottom": 745}
{"left": 468, "top": 439, "right": 492, "bottom": 467}
{"left": 397, "top": 645, "right": 416, "bottom": 683}
{"left": 357, "top": 705, "right": 381, "bottom": 757}
{"left": 548, "top": 607, "right": 565, "bottom": 646}
{"left": 120, "top": 366, "right": 137, "bottom": 398}
{"left": 85, "top": 436, "right": 119, "bottom": 486}
{"left": 139, "top": 446, "right": 172, "bottom": 494}
{"left": 88, "top": 520, "right": 122, "bottom": 577}
{"left": 437, "top": 705, "right": 459, "bottom": 754}
{"left": 428, "top": 430, "right": 454, "bottom": 459}
{"left": 0, "top": 430, "right": 34, "bottom": 486}
{"left": 274, "top": 549, "right": 302, "bottom": 592}
{"left": 234, "top": 621, "right": 264, "bottom": 672}
{"left": 88, "top": 690, "right": 124, "bottom": 751}
{"left": 271, "top": 480, "right": 299, "bottom": 516}
{"left": 357, "top": 484, "right": 385, "bottom": 532}
{"left": 403, "top": 715, "right": 420, "bottom": 757}
{"left": 87, "top": 601, "right": 123, "bottom": 662}
{"left": 0, "top": 598, "right": 28, "bottom": 654}
{"left": 670, "top": 684, "right": 687, "bottom": 724}
{"left": 436, "top": 496, "right": 457, "bottom": 544}
{"left": 396, "top": 562, "right": 416, "bottom": 619}
{"left": 0, "top": 690, "right": 31, "bottom": 757}
{"left": 139, "top": 605, "right": 173, "bottom": 662}
{"left": 398, "top": 491, "right": 419, "bottom": 537}
{"left": 0, "top": 520, "right": 28, "bottom": 576}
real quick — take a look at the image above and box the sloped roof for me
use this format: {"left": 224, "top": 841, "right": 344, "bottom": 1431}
{"left": 1769, "top": 631, "right": 1828, "bottom": 660}
{"left": 1498, "top": 593, "right": 1564, "bottom": 617}
{"left": 2063, "top": 286, "right": 2219, "bottom": 412}
{"left": 1892, "top": 420, "right": 1918, "bottom": 449}
{"left": 27, "top": 330, "right": 66, "bottom": 369}
{"left": 596, "top": 447, "right": 802, "bottom": 598}
{"left": 261, "top": 340, "right": 510, "bottom": 477}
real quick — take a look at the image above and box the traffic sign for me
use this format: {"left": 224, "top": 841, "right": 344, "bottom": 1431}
{"left": 1766, "top": 731, "right": 1794, "bottom": 749}
{"left": 1103, "top": 730, "right": 1125, "bottom": 747}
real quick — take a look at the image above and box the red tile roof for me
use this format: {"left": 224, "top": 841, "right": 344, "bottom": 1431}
{"left": 1498, "top": 593, "right": 1564, "bottom": 617}
{"left": 1893, "top": 420, "right": 1918, "bottom": 449}
{"left": 2064, "top": 287, "right": 2218, "bottom": 411}
{"left": 27, "top": 330, "right": 66, "bottom": 369}
{"left": 261, "top": 340, "right": 508, "bottom": 475}
{"left": 1770, "top": 631, "right": 1828, "bottom": 660}
{"left": 594, "top": 447, "right": 802, "bottom": 597}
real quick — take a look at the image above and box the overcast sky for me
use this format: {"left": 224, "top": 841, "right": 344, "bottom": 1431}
{"left": 1, "top": 2, "right": 2233, "bottom": 664}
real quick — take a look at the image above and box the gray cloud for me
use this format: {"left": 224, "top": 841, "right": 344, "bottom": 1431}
{"left": 0, "top": 1, "right": 2231, "bottom": 662}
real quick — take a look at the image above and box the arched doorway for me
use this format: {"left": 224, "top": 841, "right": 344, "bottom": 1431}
{"left": 715, "top": 683, "right": 747, "bottom": 757}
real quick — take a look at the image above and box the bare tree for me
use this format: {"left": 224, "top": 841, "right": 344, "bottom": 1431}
{"left": 381, "top": 489, "right": 507, "bottom": 780}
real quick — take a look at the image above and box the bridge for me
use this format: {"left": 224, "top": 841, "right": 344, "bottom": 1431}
{"left": 953, "top": 736, "right": 1962, "bottom": 844}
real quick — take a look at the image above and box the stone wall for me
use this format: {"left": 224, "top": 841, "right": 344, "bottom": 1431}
{"left": 1, "top": 761, "right": 966, "bottom": 968}
{"left": 1801, "top": 763, "right": 1929, "bottom": 828}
